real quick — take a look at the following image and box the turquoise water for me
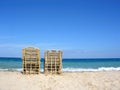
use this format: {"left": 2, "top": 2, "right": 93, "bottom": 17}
{"left": 0, "top": 57, "right": 120, "bottom": 72}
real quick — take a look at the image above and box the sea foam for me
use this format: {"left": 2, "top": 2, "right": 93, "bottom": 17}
{"left": 63, "top": 67, "right": 120, "bottom": 72}
{"left": 0, "top": 67, "right": 120, "bottom": 72}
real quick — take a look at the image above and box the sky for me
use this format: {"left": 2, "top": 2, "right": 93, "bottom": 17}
{"left": 0, "top": 0, "right": 120, "bottom": 58}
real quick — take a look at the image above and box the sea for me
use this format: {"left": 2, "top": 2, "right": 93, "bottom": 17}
{"left": 0, "top": 57, "right": 120, "bottom": 72}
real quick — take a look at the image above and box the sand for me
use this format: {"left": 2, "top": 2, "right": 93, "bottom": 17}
{"left": 0, "top": 71, "right": 120, "bottom": 90}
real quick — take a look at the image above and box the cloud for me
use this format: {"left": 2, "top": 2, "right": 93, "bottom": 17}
{"left": 0, "top": 43, "right": 65, "bottom": 57}
{"left": 0, "top": 36, "right": 15, "bottom": 39}
{"left": 62, "top": 49, "right": 120, "bottom": 58}
{"left": 0, "top": 43, "right": 29, "bottom": 48}
{"left": 0, "top": 43, "right": 65, "bottom": 49}
{"left": 0, "top": 43, "right": 120, "bottom": 58}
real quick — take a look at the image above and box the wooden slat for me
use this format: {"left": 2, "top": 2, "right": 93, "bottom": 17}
{"left": 22, "top": 47, "right": 40, "bottom": 74}
{"left": 44, "top": 50, "right": 62, "bottom": 74}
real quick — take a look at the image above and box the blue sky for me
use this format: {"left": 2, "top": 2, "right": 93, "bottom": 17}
{"left": 0, "top": 0, "right": 120, "bottom": 58}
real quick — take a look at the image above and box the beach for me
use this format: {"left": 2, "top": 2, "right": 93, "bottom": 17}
{"left": 0, "top": 71, "right": 120, "bottom": 90}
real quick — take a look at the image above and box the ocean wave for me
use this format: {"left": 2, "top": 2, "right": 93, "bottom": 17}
{"left": 0, "top": 68, "right": 22, "bottom": 72}
{"left": 0, "top": 68, "right": 43, "bottom": 72}
{"left": 63, "top": 67, "right": 120, "bottom": 72}
{"left": 0, "top": 67, "right": 120, "bottom": 72}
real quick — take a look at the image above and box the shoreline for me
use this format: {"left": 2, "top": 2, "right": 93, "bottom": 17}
{"left": 0, "top": 68, "right": 120, "bottom": 73}
{"left": 0, "top": 71, "right": 120, "bottom": 90}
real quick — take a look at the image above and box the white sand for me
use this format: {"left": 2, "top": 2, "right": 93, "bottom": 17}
{"left": 0, "top": 71, "right": 120, "bottom": 90}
